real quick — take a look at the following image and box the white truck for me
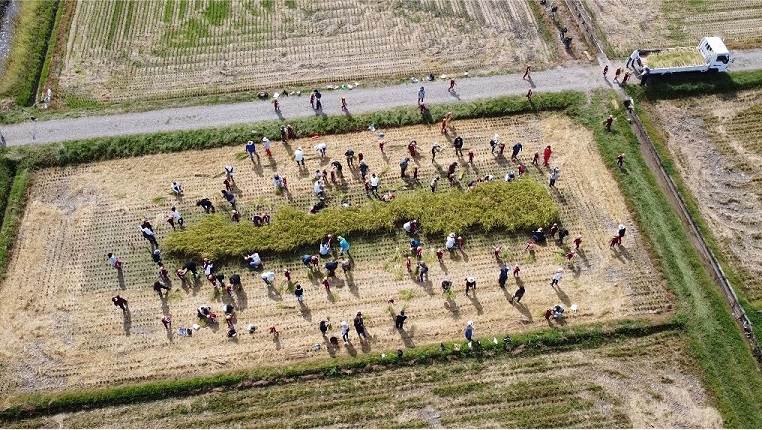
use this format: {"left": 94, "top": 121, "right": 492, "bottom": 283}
{"left": 627, "top": 37, "right": 732, "bottom": 78}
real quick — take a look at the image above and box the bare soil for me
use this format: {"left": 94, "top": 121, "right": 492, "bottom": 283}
{"left": 653, "top": 89, "right": 762, "bottom": 307}
{"left": 0, "top": 114, "right": 671, "bottom": 394}
{"left": 8, "top": 332, "right": 721, "bottom": 428}
{"left": 58, "top": 0, "right": 558, "bottom": 102}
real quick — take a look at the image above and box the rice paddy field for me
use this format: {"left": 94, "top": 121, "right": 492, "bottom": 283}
{"left": 5, "top": 331, "right": 721, "bottom": 428}
{"left": 55, "top": 0, "right": 556, "bottom": 103}
{"left": 583, "top": 0, "right": 762, "bottom": 57}
{"left": 649, "top": 88, "right": 762, "bottom": 310}
{"left": 0, "top": 113, "right": 671, "bottom": 395}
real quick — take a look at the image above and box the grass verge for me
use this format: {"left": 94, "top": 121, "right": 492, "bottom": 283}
{"left": 571, "top": 91, "right": 762, "bottom": 427}
{"left": 35, "top": 0, "right": 74, "bottom": 104}
{"left": 0, "top": 0, "right": 59, "bottom": 107}
{"left": 165, "top": 180, "right": 558, "bottom": 259}
{"left": 4, "top": 91, "right": 583, "bottom": 169}
{"left": 0, "top": 158, "right": 15, "bottom": 226}
{"left": 0, "top": 167, "right": 30, "bottom": 279}
{"left": 627, "top": 69, "right": 762, "bottom": 101}
{"left": 633, "top": 99, "right": 762, "bottom": 341}
{"left": 0, "top": 318, "right": 676, "bottom": 422}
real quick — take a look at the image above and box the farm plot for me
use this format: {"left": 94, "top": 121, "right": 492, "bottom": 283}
{"left": 583, "top": 0, "right": 762, "bottom": 57}
{"left": 651, "top": 89, "right": 762, "bottom": 308}
{"left": 8, "top": 332, "right": 721, "bottom": 428}
{"left": 0, "top": 114, "right": 671, "bottom": 393}
{"left": 57, "top": 0, "right": 556, "bottom": 103}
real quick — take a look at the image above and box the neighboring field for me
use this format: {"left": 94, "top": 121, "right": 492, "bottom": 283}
{"left": 0, "top": 114, "right": 670, "bottom": 394}
{"left": 56, "top": 0, "right": 556, "bottom": 103}
{"left": 584, "top": 0, "right": 762, "bottom": 57}
{"left": 5, "top": 332, "right": 721, "bottom": 428}
{"left": 650, "top": 89, "right": 762, "bottom": 309}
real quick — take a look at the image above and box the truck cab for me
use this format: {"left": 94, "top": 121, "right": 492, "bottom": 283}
{"left": 699, "top": 37, "right": 731, "bottom": 69}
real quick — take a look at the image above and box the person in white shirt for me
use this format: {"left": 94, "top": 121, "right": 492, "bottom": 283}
{"left": 314, "top": 142, "right": 327, "bottom": 159}
{"left": 369, "top": 173, "right": 380, "bottom": 197}
{"left": 294, "top": 147, "right": 305, "bottom": 166}
{"left": 262, "top": 137, "right": 272, "bottom": 157}
{"left": 223, "top": 165, "right": 234, "bottom": 181}
{"left": 167, "top": 206, "right": 184, "bottom": 230}
{"left": 171, "top": 181, "right": 183, "bottom": 195}
{"left": 550, "top": 268, "right": 564, "bottom": 288}
{"left": 313, "top": 180, "right": 324, "bottom": 197}
{"left": 260, "top": 271, "right": 275, "bottom": 287}
{"left": 445, "top": 233, "right": 456, "bottom": 251}
{"left": 244, "top": 252, "right": 263, "bottom": 270}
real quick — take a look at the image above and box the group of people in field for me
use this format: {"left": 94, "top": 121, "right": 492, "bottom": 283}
{"left": 109, "top": 75, "right": 630, "bottom": 354}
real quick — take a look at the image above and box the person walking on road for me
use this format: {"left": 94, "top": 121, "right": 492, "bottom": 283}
{"left": 417, "top": 86, "right": 425, "bottom": 104}
{"left": 523, "top": 64, "right": 531, "bottom": 80}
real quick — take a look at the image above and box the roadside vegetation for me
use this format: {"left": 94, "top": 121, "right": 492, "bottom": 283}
{"left": 0, "top": 0, "right": 58, "bottom": 107}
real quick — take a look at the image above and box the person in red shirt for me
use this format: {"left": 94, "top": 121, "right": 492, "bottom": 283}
{"left": 543, "top": 145, "right": 552, "bottom": 167}
{"left": 573, "top": 235, "right": 582, "bottom": 250}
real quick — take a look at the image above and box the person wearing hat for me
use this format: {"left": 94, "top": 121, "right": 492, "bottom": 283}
{"left": 353, "top": 312, "right": 367, "bottom": 340}
{"left": 341, "top": 320, "right": 350, "bottom": 344}
{"left": 464, "top": 321, "right": 474, "bottom": 341}
{"left": 465, "top": 276, "right": 477, "bottom": 294}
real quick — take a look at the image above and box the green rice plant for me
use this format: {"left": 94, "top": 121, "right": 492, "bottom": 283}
{"left": 164, "top": 180, "right": 558, "bottom": 259}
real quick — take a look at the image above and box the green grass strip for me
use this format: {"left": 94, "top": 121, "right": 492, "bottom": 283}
{"left": 571, "top": 91, "right": 762, "bottom": 427}
{"left": 0, "top": 318, "right": 677, "bottom": 422}
{"left": 0, "top": 0, "right": 59, "bottom": 106}
{"left": 165, "top": 180, "right": 558, "bottom": 259}
{"left": 4, "top": 91, "right": 583, "bottom": 169}
{"left": 633, "top": 99, "right": 762, "bottom": 341}
{"left": 0, "top": 158, "right": 15, "bottom": 226}
{"left": 627, "top": 69, "right": 762, "bottom": 101}
{"left": 0, "top": 168, "right": 30, "bottom": 280}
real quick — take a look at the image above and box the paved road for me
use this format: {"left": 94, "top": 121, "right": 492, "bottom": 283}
{"left": 2, "top": 48, "right": 762, "bottom": 146}
{"left": 1, "top": 63, "right": 605, "bottom": 146}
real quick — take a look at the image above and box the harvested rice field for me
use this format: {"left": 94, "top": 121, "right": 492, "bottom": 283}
{"left": 57, "top": 0, "right": 557, "bottom": 102}
{"left": 7, "top": 332, "right": 721, "bottom": 428}
{"left": 0, "top": 113, "right": 671, "bottom": 394}
{"left": 583, "top": 0, "right": 762, "bottom": 57}
{"left": 650, "top": 89, "right": 762, "bottom": 309}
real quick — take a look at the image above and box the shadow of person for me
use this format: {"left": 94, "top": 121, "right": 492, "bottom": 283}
{"left": 299, "top": 301, "right": 312, "bottom": 321}
{"left": 235, "top": 287, "right": 248, "bottom": 310}
{"left": 467, "top": 292, "right": 483, "bottom": 315}
{"left": 275, "top": 109, "right": 284, "bottom": 121}
{"left": 165, "top": 326, "right": 174, "bottom": 343}
{"left": 398, "top": 326, "right": 416, "bottom": 348}
{"left": 266, "top": 284, "right": 282, "bottom": 301}
{"left": 554, "top": 286, "right": 571, "bottom": 307}
{"left": 122, "top": 308, "right": 132, "bottom": 336}
{"left": 159, "top": 293, "right": 170, "bottom": 315}
{"left": 345, "top": 341, "right": 357, "bottom": 357}
{"left": 116, "top": 269, "right": 126, "bottom": 290}
{"left": 273, "top": 334, "right": 282, "bottom": 350}
{"left": 512, "top": 301, "right": 533, "bottom": 321}
{"left": 444, "top": 296, "right": 460, "bottom": 319}
{"left": 192, "top": 277, "right": 202, "bottom": 296}
{"left": 459, "top": 248, "right": 469, "bottom": 262}
{"left": 360, "top": 335, "right": 372, "bottom": 353}
{"left": 617, "top": 244, "right": 634, "bottom": 261}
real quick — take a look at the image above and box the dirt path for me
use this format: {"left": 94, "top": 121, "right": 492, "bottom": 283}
{"left": 1, "top": 63, "right": 604, "bottom": 146}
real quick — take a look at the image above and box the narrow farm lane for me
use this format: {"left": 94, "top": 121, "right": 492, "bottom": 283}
{"left": 2, "top": 49, "right": 762, "bottom": 147}
{"left": 2, "top": 63, "right": 604, "bottom": 146}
